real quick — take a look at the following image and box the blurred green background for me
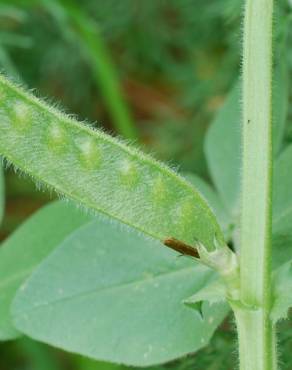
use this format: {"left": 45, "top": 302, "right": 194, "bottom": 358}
{"left": 1, "top": 0, "right": 292, "bottom": 369}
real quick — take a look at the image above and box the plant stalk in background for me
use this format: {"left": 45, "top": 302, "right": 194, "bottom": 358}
{"left": 40, "top": 0, "right": 139, "bottom": 140}
{"left": 63, "top": 1, "right": 139, "bottom": 141}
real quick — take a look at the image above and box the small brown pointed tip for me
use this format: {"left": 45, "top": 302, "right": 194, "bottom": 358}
{"left": 163, "top": 237, "right": 200, "bottom": 258}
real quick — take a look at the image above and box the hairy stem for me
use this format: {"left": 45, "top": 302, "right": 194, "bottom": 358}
{"left": 236, "top": 0, "right": 276, "bottom": 369}
{"left": 234, "top": 308, "right": 277, "bottom": 370}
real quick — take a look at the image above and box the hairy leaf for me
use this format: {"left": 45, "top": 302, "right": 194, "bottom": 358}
{"left": 0, "top": 201, "right": 91, "bottom": 340}
{"left": 183, "top": 173, "right": 232, "bottom": 239}
{"left": 12, "top": 219, "right": 228, "bottom": 366}
{"left": 184, "top": 278, "right": 226, "bottom": 317}
{"left": 0, "top": 74, "right": 223, "bottom": 251}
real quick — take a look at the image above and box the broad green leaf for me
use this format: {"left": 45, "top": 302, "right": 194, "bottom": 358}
{"left": 273, "top": 145, "right": 292, "bottom": 232}
{"left": 12, "top": 219, "right": 228, "bottom": 366}
{"left": 183, "top": 173, "right": 232, "bottom": 238}
{"left": 205, "top": 58, "right": 288, "bottom": 217}
{"left": 184, "top": 278, "right": 226, "bottom": 317}
{"left": 0, "top": 163, "right": 4, "bottom": 224}
{"left": 0, "top": 201, "right": 91, "bottom": 340}
{"left": 271, "top": 261, "right": 292, "bottom": 323}
{"left": 272, "top": 145, "right": 292, "bottom": 267}
{"left": 0, "top": 74, "right": 223, "bottom": 251}
{"left": 273, "top": 52, "right": 288, "bottom": 155}
{"left": 205, "top": 82, "right": 241, "bottom": 216}
{"left": 272, "top": 235, "right": 292, "bottom": 270}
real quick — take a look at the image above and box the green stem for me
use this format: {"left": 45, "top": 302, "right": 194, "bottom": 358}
{"left": 234, "top": 308, "right": 277, "bottom": 370}
{"left": 17, "top": 337, "right": 62, "bottom": 370}
{"left": 41, "top": 0, "right": 138, "bottom": 140}
{"left": 236, "top": 0, "right": 276, "bottom": 369}
{"left": 67, "top": 7, "right": 139, "bottom": 141}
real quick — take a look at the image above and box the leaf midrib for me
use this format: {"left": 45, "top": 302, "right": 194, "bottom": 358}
{"left": 14, "top": 264, "right": 212, "bottom": 314}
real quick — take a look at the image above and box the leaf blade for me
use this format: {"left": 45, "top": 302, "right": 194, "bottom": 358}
{"left": 271, "top": 261, "right": 292, "bottom": 323}
{"left": 12, "top": 219, "right": 228, "bottom": 366}
{"left": 0, "top": 163, "right": 4, "bottom": 225}
{"left": 0, "top": 201, "right": 91, "bottom": 340}
{"left": 272, "top": 145, "right": 292, "bottom": 267}
{"left": 184, "top": 278, "right": 227, "bottom": 317}
{"left": 205, "top": 57, "right": 289, "bottom": 217}
{"left": 205, "top": 82, "right": 241, "bottom": 215}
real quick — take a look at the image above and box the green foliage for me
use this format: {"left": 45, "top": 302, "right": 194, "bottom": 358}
{"left": 16, "top": 337, "right": 63, "bottom": 370}
{"left": 183, "top": 173, "right": 232, "bottom": 238}
{"left": 271, "top": 261, "right": 292, "bottom": 322}
{"left": 273, "top": 145, "right": 292, "bottom": 238}
{"left": 0, "top": 163, "right": 4, "bottom": 224}
{"left": 0, "top": 201, "right": 91, "bottom": 340}
{"left": 205, "top": 55, "right": 288, "bottom": 220}
{"left": 0, "top": 74, "right": 223, "bottom": 251}
{"left": 273, "top": 48, "right": 289, "bottom": 155}
{"left": 75, "top": 358, "right": 125, "bottom": 370}
{"left": 11, "top": 218, "right": 228, "bottom": 366}
{"left": 184, "top": 278, "right": 226, "bottom": 316}
{"left": 0, "top": 25, "right": 291, "bottom": 368}
{"left": 0, "top": 1, "right": 292, "bottom": 369}
{"left": 41, "top": 0, "right": 138, "bottom": 140}
{"left": 205, "top": 56, "right": 289, "bottom": 254}
{"left": 205, "top": 83, "right": 241, "bottom": 216}
{"left": 0, "top": 42, "right": 291, "bottom": 369}
{"left": 0, "top": 4, "right": 31, "bottom": 78}
{"left": 272, "top": 145, "right": 292, "bottom": 267}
